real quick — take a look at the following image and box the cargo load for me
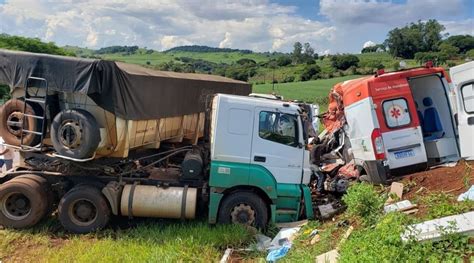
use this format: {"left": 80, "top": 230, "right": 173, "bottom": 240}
{"left": 0, "top": 49, "right": 251, "bottom": 159}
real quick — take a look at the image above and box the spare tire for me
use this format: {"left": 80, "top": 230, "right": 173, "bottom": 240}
{"left": 0, "top": 99, "right": 43, "bottom": 146}
{"left": 51, "top": 109, "right": 100, "bottom": 159}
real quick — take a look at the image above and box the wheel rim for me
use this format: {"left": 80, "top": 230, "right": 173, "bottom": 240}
{"left": 59, "top": 121, "right": 82, "bottom": 149}
{"left": 230, "top": 203, "right": 256, "bottom": 225}
{"left": 1, "top": 192, "right": 32, "bottom": 220}
{"left": 68, "top": 198, "right": 98, "bottom": 227}
{"left": 6, "top": 111, "right": 24, "bottom": 137}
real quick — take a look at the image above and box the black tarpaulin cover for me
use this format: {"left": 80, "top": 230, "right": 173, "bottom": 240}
{"left": 0, "top": 49, "right": 251, "bottom": 120}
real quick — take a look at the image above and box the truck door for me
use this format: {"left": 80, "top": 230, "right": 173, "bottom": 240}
{"left": 450, "top": 61, "right": 474, "bottom": 159}
{"left": 251, "top": 108, "right": 304, "bottom": 184}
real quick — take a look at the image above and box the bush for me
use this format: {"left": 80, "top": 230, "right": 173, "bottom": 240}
{"left": 392, "top": 61, "right": 400, "bottom": 71}
{"left": 300, "top": 65, "right": 321, "bottom": 81}
{"left": 414, "top": 51, "right": 448, "bottom": 65}
{"left": 282, "top": 75, "right": 295, "bottom": 83}
{"left": 342, "top": 183, "right": 385, "bottom": 226}
{"left": 331, "top": 54, "right": 360, "bottom": 70}
{"left": 466, "top": 49, "right": 474, "bottom": 59}
{"left": 276, "top": 56, "right": 292, "bottom": 67}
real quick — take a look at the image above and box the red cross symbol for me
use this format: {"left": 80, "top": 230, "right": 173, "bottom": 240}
{"left": 390, "top": 107, "right": 401, "bottom": 119}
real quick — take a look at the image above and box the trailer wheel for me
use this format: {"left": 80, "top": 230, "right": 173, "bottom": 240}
{"left": 217, "top": 192, "right": 268, "bottom": 230}
{"left": 58, "top": 186, "right": 110, "bottom": 234}
{"left": 0, "top": 179, "right": 48, "bottom": 229}
{"left": 0, "top": 99, "right": 43, "bottom": 146}
{"left": 13, "top": 175, "right": 55, "bottom": 216}
{"left": 51, "top": 109, "right": 100, "bottom": 159}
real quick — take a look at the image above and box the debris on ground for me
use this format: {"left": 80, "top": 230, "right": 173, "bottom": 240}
{"left": 266, "top": 226, "right": 302, "bottom": 262}
{"left": 385, "top": 182, "right": 404, "bottom": 204}
{"left": 219, "top": 248, "right": 233, "bottom": 263}
{"left": 315, "top": 226, "right": 354, "bottom": 263}
{"left": 255, "top": 234, "right": 272, "bottom": 251}
{"left": 401, "top": 211, "right": 474, "bottom": 242}
{"left": 266, "top": 240, "right": 292, "bottom": 262}
{"left": 275, "top": 219, "right": 308, "bottom": 228}
{"left": 384, "top": 200, "right": 418, "bottom": 214}
{"left": 457, "top": 185, "right": 474, "bottom": 201}
{"left": 306, "top": 229, "right": 321, "bottom": 245}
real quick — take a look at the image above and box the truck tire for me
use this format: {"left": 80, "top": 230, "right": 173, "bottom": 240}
{"left": 58, "top": 186, "right": 110, "bottom": 234}
{"left": 218, "top": 192, "right": 268, "bottom": 230}
{"left": 13, "top": 174, "right": 55, "bottom": 216}
{"left": 0, "top": 98, "right": 43, "bottom": 146}
{"left": 0, "top": 178, "right": 48, "bottom": 229}
{"left": 51, "top": 109, "right": 100, "bottom": 159}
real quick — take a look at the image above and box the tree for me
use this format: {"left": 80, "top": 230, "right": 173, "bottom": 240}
{"left": 302, "top": 42, "right": 315, "bottom": 63}
{"left": 361, "top": 44, "right": 386, "bottom": 53}
{"left": 443, "top": 35, "right": 474, "bottom": 54}
{"left": 384, "top": 19, "right": 445, "bottom": 59}
{"left": 438, "top": 43, "right": 460, "bottom": 59}
{"left": 291, "top": 42, "right": 303, "bottom": 64}
{"left": 331, "top": 54, "right": 360, "bottom": 70}
{"left": 276, "top": 55, "right": 292, "bottom": 67}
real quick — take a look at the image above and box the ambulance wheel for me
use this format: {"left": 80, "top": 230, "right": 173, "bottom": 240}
{"left": 58, "top": 186, "right": 110, "bottom": 234}
{"left": 0, "top": 98, "right": 43, "bottom": 146}
{"left": 51, "top": 109, "right": 100, "bottom": 159}
{"left": 0, "top": 178, "right": 48, "bottom": 229}
{"left": 218, "top": 192, "right": 268, "bottom": 230}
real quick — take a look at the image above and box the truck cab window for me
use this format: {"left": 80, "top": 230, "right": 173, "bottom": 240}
{"left": 383, "top": 98, "right": 411, "bottom": 128}
{"left": 259, "top": 111, "right": 298, "bottom": 147}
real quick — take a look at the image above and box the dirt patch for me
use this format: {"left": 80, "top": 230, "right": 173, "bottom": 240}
{"left": 401, "top": 160, "right": 473, "bottom": 200}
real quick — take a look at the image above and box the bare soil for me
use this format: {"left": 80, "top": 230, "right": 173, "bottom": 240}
{"left": 400, "top": 160, "right": 474, "bottom": 200}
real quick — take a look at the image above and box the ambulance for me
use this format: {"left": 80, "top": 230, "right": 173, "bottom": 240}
{"left": 325, "top": 61, "right": 474, "bottom": 184}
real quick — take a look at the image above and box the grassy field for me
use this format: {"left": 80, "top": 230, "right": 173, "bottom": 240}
{"left": 100, "top": 50, "right": 277, "bottom": 65}
{"left": 0, "top": 220, "right": 254, "bottom": 262}
{"left": 252, "top": 75, "right": 362, "bottom": 103}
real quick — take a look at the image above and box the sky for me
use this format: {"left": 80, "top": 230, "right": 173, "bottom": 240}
{"left": 0, "top": 0, "right": 472, "bottom": 54}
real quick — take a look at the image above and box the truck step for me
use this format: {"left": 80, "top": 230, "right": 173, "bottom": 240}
{"left": 276, "top": 209, "right": 298, "bottom": 215}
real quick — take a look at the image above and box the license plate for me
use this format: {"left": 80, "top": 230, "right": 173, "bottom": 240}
{"left": 394, "top": 149, "right": 415, "bottom": 159}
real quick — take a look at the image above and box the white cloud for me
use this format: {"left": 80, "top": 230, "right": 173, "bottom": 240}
{"left": 363, "top": 41, "right": 376, "bottom": 48}
{"left": 442, "top": 19, "right": 474, "bottom": 36}
{"left": 0, "top": 0, "right": 335, "bottom": 52}
{"left": 0, "top": 0, "right": 470, "bottom": 54}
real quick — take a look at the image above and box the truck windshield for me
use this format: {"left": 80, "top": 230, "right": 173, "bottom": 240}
{"left": 259, "top": 111, "right": 299, "bottom": 147}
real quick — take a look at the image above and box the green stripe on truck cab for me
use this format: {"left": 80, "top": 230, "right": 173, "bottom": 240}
{"left": 208, "top": 160, "right": 309, "bottom": 224}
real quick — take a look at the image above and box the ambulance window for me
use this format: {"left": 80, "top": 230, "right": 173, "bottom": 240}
{"left": 259, "top": 111, "right": 298, "bottom": 147}
{"left": 383, "top": 98, "right": 411, "bottom": 128}
{"left": 461, "top": 83, "right": 474, "bottom": 113}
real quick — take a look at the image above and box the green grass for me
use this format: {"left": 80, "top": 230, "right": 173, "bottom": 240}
{"left": 101, "top": 51, "right": 276, "bottom": 65}
{"left": 0, "top": 220, "right": 254, "bottom": 263}
{"left": 252, "top": 75, "right": 362, "bottom": 103}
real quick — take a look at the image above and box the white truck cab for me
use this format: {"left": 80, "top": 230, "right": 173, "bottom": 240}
{"left": 208, "top": 94, "right": 313, "bottom": 224}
